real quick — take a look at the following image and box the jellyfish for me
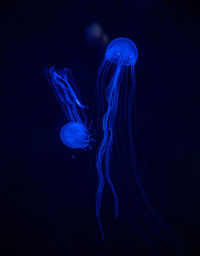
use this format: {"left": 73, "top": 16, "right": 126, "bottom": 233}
{"left": 85, "top": 22, "right": 109, "bottom": 46}
{"left": 95, "top": 38, "right": 182, "bottom": 255}
{"left": 45, "top": 66, "right": 93, "bottom": 150}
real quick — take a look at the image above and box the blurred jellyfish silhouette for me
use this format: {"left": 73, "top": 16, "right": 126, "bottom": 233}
{"left": 85, "top": 22, "right": 109, "bottom": 46}
{"left": 45, "top": 66, "right": 93, "bottom": 150}
{"left": 95, "top": 38, "right": 182, "bottom": 255}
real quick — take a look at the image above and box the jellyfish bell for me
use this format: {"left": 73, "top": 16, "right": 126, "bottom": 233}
{"left": 105, "top": 37, "right": 138, "bottom": 66}
{"left": 60, "top": 121, "right": 91, "bottom": 149}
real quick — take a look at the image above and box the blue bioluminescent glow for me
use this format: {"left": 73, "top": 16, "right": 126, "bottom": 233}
{"left": 95, "top": 37, "right": 182, "bottom": 255}
{"left": 45, "top": 66, "right": 92, "bottom": 150}
{"left": 60, "top": 121, "right": 90, "bottom": 149}
{"left": 96, "top": 38, "right": 138, "bottom": 241}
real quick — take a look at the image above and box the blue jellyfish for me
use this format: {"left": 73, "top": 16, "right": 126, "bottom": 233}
{"left": 45, "top": 66, "right": 93, "bottom": 150}
{"left": 95, "top": 38, "right": 182, "bottom": 255}
{"left": 96, "top": 37, "right": 138, "bottom": 241}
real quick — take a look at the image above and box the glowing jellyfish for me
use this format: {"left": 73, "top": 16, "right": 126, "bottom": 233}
{"left": 95, "top": 37, "right": 138, "bottom": 241}
{"left": 95, "top": 38, "right": 182, "bottom": 255}
{"left": 60, "top": 122, "right": 90, "bottom": 149}
{"left": 45, "top": 66, "right": 92, "bottom": 150}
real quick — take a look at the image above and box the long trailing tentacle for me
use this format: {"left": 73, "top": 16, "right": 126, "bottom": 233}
{"left": 96, "top": 64, "right": 123, "bottom": 240}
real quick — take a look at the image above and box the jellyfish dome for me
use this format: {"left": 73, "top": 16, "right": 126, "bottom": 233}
{"left": 105, "top": 37, "right": 138, "bottom": 66}
{"left": 60, "top": 121, "right": 90, "bottom": 149}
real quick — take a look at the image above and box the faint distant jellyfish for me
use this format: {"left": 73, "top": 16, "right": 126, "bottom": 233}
{"left": 95, "top": 38, "right": 181, "bottom": 255}
{"left": 45, "top": 66, "right": 92, "bottom": 150}
{"left": 85, "top": 22, "right": 109, "bottom": 46}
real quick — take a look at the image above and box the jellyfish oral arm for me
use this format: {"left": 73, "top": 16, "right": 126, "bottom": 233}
{"left": 96, "top": 64, "right": 122, "bottom": 240}
{"left": 46, "top": 66, "right": 86, "bottom": 122}
{"left": 54, "top": 73, "right": 85, "bottom": 109}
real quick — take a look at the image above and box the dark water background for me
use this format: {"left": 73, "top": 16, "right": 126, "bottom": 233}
{"left": 0, "top": 0, "right": 200, "bottom": 255}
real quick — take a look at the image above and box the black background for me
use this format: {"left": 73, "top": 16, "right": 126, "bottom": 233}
{"left": 0, "top": 0, "right": 200, "bottom": 255}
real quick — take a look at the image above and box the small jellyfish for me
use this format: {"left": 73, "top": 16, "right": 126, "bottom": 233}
{"left": 60, "top": 121, "right": 90, "bottom": 149}
{"left": 95, "top": 38, "right": 182, "bottom": 255}
{"left": 45, "top": 66, "right": 93, "bottom": 150}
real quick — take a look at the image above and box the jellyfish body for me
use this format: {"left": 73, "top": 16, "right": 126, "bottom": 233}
{"left": 96, "top": 38, "right": 138, "bottom": 241}
{"left": 60, "top": 121, "right": 91, "bottom": 149}
{"left": 96, "top": 38, "right": 181, "bottom": 255}
{"left": 45, "top": 66, "right": 92, "bottom": 150}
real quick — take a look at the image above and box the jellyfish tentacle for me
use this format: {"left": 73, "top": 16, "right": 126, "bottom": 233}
{"left": 103, "top": 65, "right": 122, "bottom": 218}
{"left": 95, "top": 127, "right": 107, "bottom": 241}
{"left": 95, "top": 182, "right": 105, "bottom": 241}
{"left": 96, "top": 64, "right": 122, "bottom": 236}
